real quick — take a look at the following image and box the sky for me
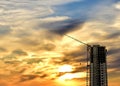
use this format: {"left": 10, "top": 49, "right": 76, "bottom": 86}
{"left": 0, "top": 0, "right": 120, "bottom": 86}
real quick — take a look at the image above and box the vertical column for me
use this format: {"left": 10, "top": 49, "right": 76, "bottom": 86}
{"left": 98, "top": 47, "right": 108, "bottom": 86}
{"left": 90, "top": 45, "right": 108, "bottom": 86}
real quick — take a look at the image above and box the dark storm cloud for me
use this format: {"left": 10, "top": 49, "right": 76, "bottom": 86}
{"left": 41, "top": 19, "right": 85, "bottom": 35}
{"left": 0, "top": 26, "right": 11, "bottom": 35}
{"left": 51, "top": 19, "right": 85, "bottom": 35}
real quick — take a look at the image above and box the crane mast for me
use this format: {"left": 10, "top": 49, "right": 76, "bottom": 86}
{"left": 65, "top": 35, "right": 108, "bottom": 86}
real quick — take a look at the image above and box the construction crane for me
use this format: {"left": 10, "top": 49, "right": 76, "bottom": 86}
{"left": 64, "top": 34, "right": 108, "bottom": 86}
{"left": 64, "top": 34, "right": 90, "bottom": 86}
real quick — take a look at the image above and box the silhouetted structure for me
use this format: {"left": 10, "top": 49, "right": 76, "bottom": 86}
{"left": 89, "top": 45, "right": 108, "bottom": 86}
{"left": 64, "top": 35, "right": 108, "bottom": 86}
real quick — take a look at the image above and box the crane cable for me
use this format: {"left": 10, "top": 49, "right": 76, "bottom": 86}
{"left": 64, "top": 34, "right": 90, "bottom": 47}
{"left": 64, "top": 34, "right": 90, "bottom": 86}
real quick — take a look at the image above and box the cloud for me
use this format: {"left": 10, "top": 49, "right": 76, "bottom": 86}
{"left": 109, "top": 56, "right": 120, "bottom": 69}
{"left": 19, "top": 75, "right": 39, "bottom": 82}
{"left": 0, "top": 25, "right": 11, "bottom": 35}
{"left": 24, "top": 58, "right": 43, "bottom": 64}
{"left": 18, "top": 37, "right": 41, "bottom": 46}
{"left": 40, "top": 16, "right": 71, "bottom": 22}
{"left": 2, "top": 49, "right": 28, "bottom": 61}
{"left": 63, "top": 46, "right": 85, "bottom": 58}
{"left": 0, "top": 0, "right": 120, "bottom": 86}
{"left": 0, "top": 47, "right": 7, "bottom": 52}
{"left": 105, "top": 31, "right": 120, "bottom": 39}
{"left": 12, "top": 49, "right": 28, "bottom": 56}
{"left": 114, "top": 1, "right": 120, "bottom": 10}
{"left": 108, "top": 48, "right": 120, "bottom": 55}
{"left": 39, "top": 43, "right": 56, "bottom": 51}
{"left": 0, "top": 0, "right": 82, "bottom": 26}
{"left": 50, "top": 19, "right": 85, "bottom": 35}
{"left": 3, "top": 54, "right": 16, "bottom": 60}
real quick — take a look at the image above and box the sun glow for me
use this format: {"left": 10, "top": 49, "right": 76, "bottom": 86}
{"left": 58, "top": 72, "right": 86, "bottom": 80}
{"left": 58, "top": 65, "right": 73, "bottom": 72}
{"left": 59, "top": 73, "right": 76, "bottom": 80}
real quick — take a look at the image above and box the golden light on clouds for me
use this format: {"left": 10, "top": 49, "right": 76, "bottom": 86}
{"left": 58, "top": 72, "right": 86, "bottom": 80}
{"left": 0, "top": 0, "right": 120, "bottom": 86}
{"left": 56, "top": 80, "right": 81, "bottom": 86}
{"left": 58, "top": 65, "right": 73, "bottom": 72}
{"left": 57, "top": 64, "right": 86, "bottom": 81}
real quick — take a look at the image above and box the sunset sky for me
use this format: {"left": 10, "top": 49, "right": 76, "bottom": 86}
{"left": 0, "top": 0, "right": 120, "bottom": 86}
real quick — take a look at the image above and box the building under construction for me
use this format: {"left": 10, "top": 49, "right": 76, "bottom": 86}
{"left": 65, "top": 35, "right": 108, "bottom": 86}
{"left": 88, "top": 45, "right": 108, "bottom": 86}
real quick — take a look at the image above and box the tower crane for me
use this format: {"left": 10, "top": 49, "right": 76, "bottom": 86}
{"left": 64, "top": 34, "right": 90, "bottom": 86}
{"left": 64, "top": 34, "right": 108, "bottom": 86}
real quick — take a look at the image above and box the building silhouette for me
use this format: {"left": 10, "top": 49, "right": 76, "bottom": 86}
{"left": 64, "top": 35, "right": 108, "bottom": 86}
{"left": 89, "top": 45, "right": 108, "bottom": 86}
